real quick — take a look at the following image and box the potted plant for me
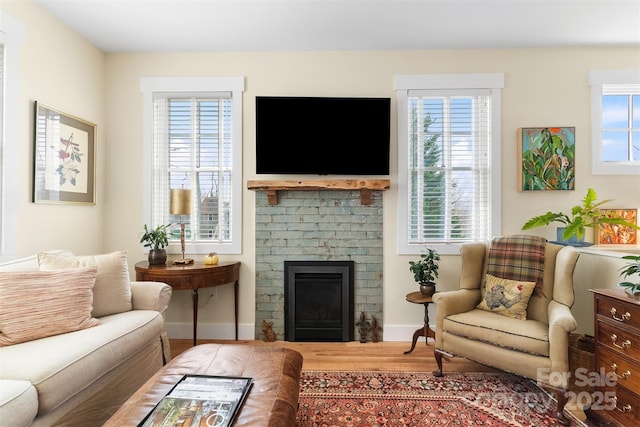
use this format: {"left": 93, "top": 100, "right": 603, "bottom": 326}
{"left": 618, "top": 255, "right": 640, "bottom": 295}
{"left": 521, "top": 188, "right": 639, "bottom": 244}
{"left": 409, "top": 248, "right": 440, "bottom": 296}
{"left": 140, "top": 224, "right": 171, "bottom": 265}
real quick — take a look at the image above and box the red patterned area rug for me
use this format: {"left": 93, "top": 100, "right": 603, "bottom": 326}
{"left": 296, "top": 371, "right": 585, "bottom": 427}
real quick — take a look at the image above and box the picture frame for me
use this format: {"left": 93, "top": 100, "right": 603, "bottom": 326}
{"left": 517, "top": 127, "right": 575, "bottom": 191}
{"left": 596, "top": 209, "right": 637, "bottom": 245}
{"left": 33, "top": 102, "right": 96, "bottom": 204}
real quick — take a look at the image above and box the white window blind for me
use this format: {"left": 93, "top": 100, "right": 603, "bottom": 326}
{"left": 396, "top": 74, "right": 503, "bottom": 255}
{"left": 141, "top": 76, "right": 244, "bottom": 255}
{"left": 153, "top": 94, "right": 234, "bottom": 244}
{"left": 407, "top": 90, "right": 491, "bottom": 245}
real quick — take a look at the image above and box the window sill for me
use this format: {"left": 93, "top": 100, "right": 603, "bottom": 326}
{"left": 578, "top": 245, "right": 640, "bottom": 258}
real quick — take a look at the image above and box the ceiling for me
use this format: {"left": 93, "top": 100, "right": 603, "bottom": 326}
{"left": 33, "top": 0, "right": 640, "bottom": 53}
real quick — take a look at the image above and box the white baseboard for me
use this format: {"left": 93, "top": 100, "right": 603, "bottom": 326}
{"left": 383, "top": 324, "right": 435, "bottom": 343}
{"left": 166, "top": 322, "right": 432, "bottom": 343}
{"left": 166, "top": 322, "right": 256, "bottom": 340}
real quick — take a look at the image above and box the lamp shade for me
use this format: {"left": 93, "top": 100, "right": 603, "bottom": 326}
{"left": 170, "top": 188, "right": 192, "bottom": 215}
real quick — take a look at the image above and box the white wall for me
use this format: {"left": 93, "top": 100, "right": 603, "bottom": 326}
{"left": 2, "top": 1, "right": 105, "bottom": 256}
{"left": 4, "top": 1, "right": 640, "bottom": 339}
{"left": 102, "top": 49, "right": 640, "bottom": 338}
{"left": 573, "top": 248, "right": 636, "bottom": 336}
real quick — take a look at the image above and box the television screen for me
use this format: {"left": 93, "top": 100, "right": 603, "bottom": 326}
{"left": 256, "top": 96, "right": 390, "bottom": 175}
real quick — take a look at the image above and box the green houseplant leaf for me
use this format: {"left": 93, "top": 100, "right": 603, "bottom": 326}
{"left": 522, "top": 188, "right": 640, "bottom": 242}
{"left": 139, "top": 224, "right": 171, "bottom": 250}
{"left": 409, "top": 248, "right": 440, "bottom": 284}
{"left": 618, "top": 255, "right": 640, "bottom": 295}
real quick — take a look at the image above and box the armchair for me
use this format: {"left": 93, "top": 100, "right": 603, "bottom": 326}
{"left": 432, "top": 236, "right": 580, "bottom": 425}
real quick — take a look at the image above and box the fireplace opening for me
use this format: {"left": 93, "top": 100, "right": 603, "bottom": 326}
{"left": 284, "top": 261, "right": 354, "bottom": 342}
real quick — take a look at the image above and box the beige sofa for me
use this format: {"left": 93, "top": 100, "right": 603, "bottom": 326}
{"left": 0, "top": 250, "right": 172, "bottom": 427}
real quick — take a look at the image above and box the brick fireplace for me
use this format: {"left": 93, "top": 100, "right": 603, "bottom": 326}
{"left": 254, "top": 189, "right": 384, "bottom": 341}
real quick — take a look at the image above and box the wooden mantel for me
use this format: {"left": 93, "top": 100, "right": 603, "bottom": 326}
{"left": 247, "top": 179, "right": 391, "bottom": 205}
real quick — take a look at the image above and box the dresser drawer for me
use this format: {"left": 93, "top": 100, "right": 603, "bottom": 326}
{"left": 158, "top": 275, "right": 193, "bottom": 289}
{"left": 596, "top": 320, "right": 640, "bottom": 361}
{"left": 591, "top": 289, "right": 640, "bottom": 427}
{"left": 604, "top": 384, "right": 639, "bottom": 427}
{"left": 192, "top": 268, "right": 238, "bottom": 289}
{"left": 137, "top": 272, "right": 192, "bottom": 289}
{"left": 595, "top": 293, "right": 640, "bottom": 332}
{"left": 596, "top": 346, "right": 640, "bottom": 393}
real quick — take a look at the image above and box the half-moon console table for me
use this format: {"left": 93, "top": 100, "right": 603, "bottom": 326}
{"left": 135, "top": 261, "right": 241, "bottom": 345}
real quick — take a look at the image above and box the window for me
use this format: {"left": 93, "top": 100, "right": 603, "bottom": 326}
{"left": 396, "top": 74, "right": 503, "bottom": 255}
{"left": 589, "top": 69, "right": 640, "bottom": 175}
{"left": 141, "top": 77, "right": 244, "bottom": 254}
{"left": 0, "top": 12, "right": 24, "bottom": 262}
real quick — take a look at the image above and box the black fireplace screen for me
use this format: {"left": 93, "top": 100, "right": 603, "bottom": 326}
{"left": 284, "top": 261, "right": 354, "bottom": 342}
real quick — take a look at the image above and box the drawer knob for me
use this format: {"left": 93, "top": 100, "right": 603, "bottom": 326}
{"left": 611, "top": 363, "right": 631, "bottom": 379}
{"left": 610, "top": 334, "right": 632, "bottom": 350}
{"left": 610, "top": 307, "right": 631, "bottom": 322}
{"left": 613, "top": 396, "right": 632, "bottom": 413}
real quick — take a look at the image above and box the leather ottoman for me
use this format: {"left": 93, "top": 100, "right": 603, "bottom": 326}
{"left": 103, "top": 344, "right": 303, "bottom": 427}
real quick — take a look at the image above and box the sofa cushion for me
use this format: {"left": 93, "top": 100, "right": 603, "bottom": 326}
{"left": 0, "top": 250, "right": 74, "bottom": 272}
{"left": 0, "top": 310, "right": 164, "bottom": 414}
{"left": 38, "top": 250, "right": 132, "bottom": 317}
{"left": 0, "top": 380, "right": 38, "bottom": 427}
{"left": 444, "top": 309, "right": 550, "bottom": 357}
{"left": 0, "top": 268, "right": 101, "bottom": 346}
{"left": 477, "top": 274, "right": 536, "bottom": 320}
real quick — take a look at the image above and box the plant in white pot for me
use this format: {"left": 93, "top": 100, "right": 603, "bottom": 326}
{"left": 409, "top": 248, "right": 440, "bottom": 296}
{"left": 140, "top": 224, "right": 171, "bottom": 265}
{"left": 618, "top": 255, "right": 640, "bottom": 295}
{"left": 521, "top": 188, "right": 639, "bottom": 245}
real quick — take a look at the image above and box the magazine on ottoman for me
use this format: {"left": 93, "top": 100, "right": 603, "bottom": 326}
{"left": 138, "top": 375, "right": 253, "bottom": 427}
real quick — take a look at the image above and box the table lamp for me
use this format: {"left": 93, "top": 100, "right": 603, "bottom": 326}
{"left": 170, "top": 186, "right": 194, "bottom": 265}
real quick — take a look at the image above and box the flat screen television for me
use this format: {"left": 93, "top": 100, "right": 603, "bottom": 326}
{"left": 255, "top": 96, "right": 390, "bottom": 175}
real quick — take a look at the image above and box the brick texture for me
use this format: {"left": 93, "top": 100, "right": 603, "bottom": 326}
{"left": 255, "top": 190, "right": 384, "bottom": 341}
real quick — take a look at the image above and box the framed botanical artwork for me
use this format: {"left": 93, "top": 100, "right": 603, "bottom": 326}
{"left": 33, "top": 102, "right": 96, "bottom": 204}
{"left": 517, "top": 127, "right": 575, "bottom": 191}
{"left": 596, "top": 209, "right": 637, "bottom": 245}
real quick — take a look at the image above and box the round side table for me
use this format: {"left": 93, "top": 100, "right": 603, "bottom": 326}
{"left": 404, "top": 291, "right": 436, "bottom": 354}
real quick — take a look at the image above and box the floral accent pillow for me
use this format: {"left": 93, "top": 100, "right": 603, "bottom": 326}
{"left": 477, "top": 274, "right": 536, "bottom": 320}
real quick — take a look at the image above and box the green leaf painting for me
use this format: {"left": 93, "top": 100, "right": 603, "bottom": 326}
{"left": 518, "top": 127, "right": 575, "bottom": 191}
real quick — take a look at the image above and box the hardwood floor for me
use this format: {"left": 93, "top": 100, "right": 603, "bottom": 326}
{"left": 168, "top": 339, "right": 499, "bottom": 373}
{"left": 168, "top": 339, "right": 589, "bottom": 424}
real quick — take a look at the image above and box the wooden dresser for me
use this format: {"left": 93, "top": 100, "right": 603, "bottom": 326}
{"left": 590, "top": 289, "right": 640, "bottom": 426}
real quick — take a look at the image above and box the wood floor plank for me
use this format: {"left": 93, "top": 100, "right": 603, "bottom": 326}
{"left": 168, "top": 339, "right": 499, "bottom": 373}
{"left": 168, "top": 339, "right": 591, "bottom": 424}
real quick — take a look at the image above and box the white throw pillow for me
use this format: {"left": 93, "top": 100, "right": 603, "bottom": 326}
{"left": 38, "top": 250, "right": 132, "bottom": 317}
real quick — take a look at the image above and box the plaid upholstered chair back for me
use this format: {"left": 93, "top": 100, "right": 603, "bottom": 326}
{"left": 462, "top": 236, "right": 571, "bottom": 325}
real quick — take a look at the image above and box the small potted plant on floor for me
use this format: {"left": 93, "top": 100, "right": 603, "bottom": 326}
{"left": 618, "top": 255, "right": 640, "bottom": 296}
{"left": 140, "top": 224, "right": 171, "bottom": 265}
{"left": 409, "top": 248, "right": 440, "bottom": 296}
{"left": 522, "top": 188, "right": 640, "bottom": 245}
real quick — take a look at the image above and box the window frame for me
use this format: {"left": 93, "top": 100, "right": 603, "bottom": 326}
{"left": 589, "top": 69, "right": 640, "bottom": 175}
{"left": 395, "top": 73, "right": 503, "bottom": 255}
{"left": 0, "top": 12, "right": 24, "bottom": 262}
{"left": 140, "top": 77, "right": 244, "bottom": 255}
